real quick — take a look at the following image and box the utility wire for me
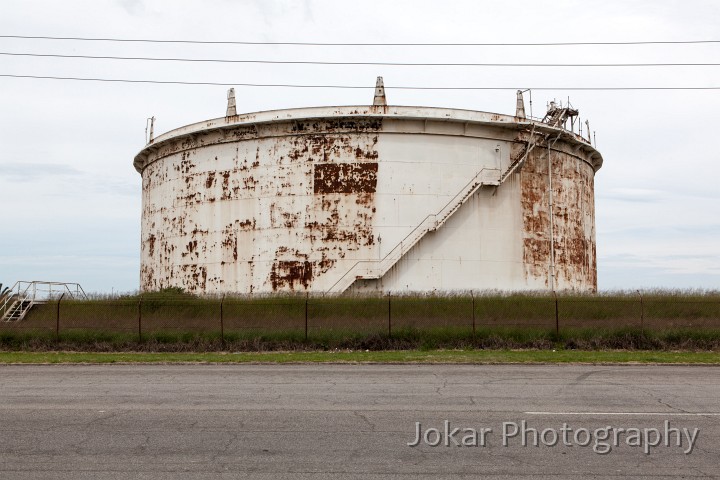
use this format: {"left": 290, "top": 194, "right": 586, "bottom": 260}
{"left": 1, "top": 51, "right": 718, "bottom": 67}
{"left": 1, "top": 35, "right": 720, "bottom": 46}
{"left": 2, "top": 74, "right": 719, "bottom": 90}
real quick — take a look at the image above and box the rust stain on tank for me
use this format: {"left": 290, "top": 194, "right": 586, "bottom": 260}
{"left": 146, "top": 234, "right": 156, "bottom": 258}
{"left": 238, "top": 218, "right": 256, "bottom": 230}
{"left": 205, "top": 172, "right": 216, "bottom": 189}
{"left": 313, "top": 162, "right": 378, "bottom": 194}
{"left": 221, "top": 224, "right": 238, "bottom": 261}
{"left": 270, "top": 260, "right": 313, "bottom": 291}
{"left": 520, "top": 135, "right": 597, "bottom": 291}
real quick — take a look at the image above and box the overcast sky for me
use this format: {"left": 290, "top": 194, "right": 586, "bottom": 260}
{"left": 1, "top": 0, "right": 719, "bottom": 294}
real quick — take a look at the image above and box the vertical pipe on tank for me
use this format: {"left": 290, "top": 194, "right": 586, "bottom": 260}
{"left": 548, "top": 142, "right": 556, "bottom": 292}
{"left": 581, "top": 168, "right": 586, "bottom": 283}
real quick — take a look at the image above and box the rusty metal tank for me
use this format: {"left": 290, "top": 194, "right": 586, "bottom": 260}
{"left": 133, "top": 83, "right": 602, "bottom": 294}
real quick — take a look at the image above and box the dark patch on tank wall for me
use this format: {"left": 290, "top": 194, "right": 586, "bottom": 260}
{"left": 313, "top": 163, "right": 378, "bottom": 194}
{"left": 177, "top": 264, "right": 208, "bottom": 292}
{"left": 175, "top": 151, "right": 196, "bottom": 175}
{"left": 147, "top": 234, "right": 156, "bottom": 258}
{"left": 281, "top": 212, "right": 300, "bottom": 229}
{"left": 169, "top": 216, "right": 187, "bottom": 237}
{"left": 220, "top": 170, "right": 231, "bottom": 200}
{"left": 285, "top": 129, "right": 380, "bottom": 165}
{"left": 221, "top": 224, "right": 238, "bottom": 261}
{"left": 238, "top": 218, "right": 256, "bottom": 230}
{"left": 288, "top": 139, "right": 309, "bottom": 161}
{"left": 228, "top": 126, "right": 257, "bottom": 140}
{"left": 355, "top": 145, "right": 379, "bottom": 160}
{"left": 140, "top": 264, "right": 155, "bottom": 291}
{"left": 243, "top": 175, "right": 258, "bottom": 191}
{"left": 205, "top": 172, "right": 216, "bottom": 189}
{"left": 291, "top": 118, "right": 383, "bottom": 133}
{"left": 270, "top": 260, "right": 313, "bottom": 291}
{"left": 182, "top": 240, "right": 199, "bottom": 259}
{"left": 317, "top": 255, "right": 336, "bottom": 273}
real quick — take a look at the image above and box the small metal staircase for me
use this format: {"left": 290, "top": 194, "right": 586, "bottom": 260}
{"left": 1, "top": 298, "right": 34, "bottom": 322}
{"left": 1, "top": 281, "right": 87, "bottom": 323}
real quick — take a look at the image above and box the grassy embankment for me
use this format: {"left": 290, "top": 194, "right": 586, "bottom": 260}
{"left": 1, "top": 291, "right": 719, "bottom": 354}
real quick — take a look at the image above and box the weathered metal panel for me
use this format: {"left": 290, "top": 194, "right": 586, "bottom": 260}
{"left": 313, "top": 163, "right": 378, "bottom": 194}
{"left": 518, "top": 137, "right": 598, "bottom": 291}
{"left": 140, "top": 121, "right": 382, "bottom": 294}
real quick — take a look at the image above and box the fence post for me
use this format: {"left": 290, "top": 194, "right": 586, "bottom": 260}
{"left": 387, "top": 293, "right": 392, "bottom": 338}
{"left": 471, "top": 291, "right": 476, "bottom": 339}
{"left": 553, "top": 291, "right": 559, "bottom": 335}
{"left": 138, "top": 296, "right": 142, "bottom": 342}
{"left": 220, "top": 294, "right": 225, "bottom": 346}
{"left": 637, "top": 290, "right": 644, "bottom": 331}
{"left": 304, "top": 292, "right": 309, "bottom": 341}
{"left": 56, "top": 293, "right": 65, "bottom": 342}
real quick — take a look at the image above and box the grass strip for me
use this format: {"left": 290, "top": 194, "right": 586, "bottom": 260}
{"left": 4, "top": 327, "right": 720, "bottom": 352}
{"left": 0, "top": 349, "right": 719, "bottom": 364}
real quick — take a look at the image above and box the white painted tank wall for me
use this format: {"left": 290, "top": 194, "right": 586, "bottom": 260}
{"left": 134, "top": 106, "right": 602, "bottom": 294}
{"left": 353, "top": 175, "right": 526, "bottom": 292}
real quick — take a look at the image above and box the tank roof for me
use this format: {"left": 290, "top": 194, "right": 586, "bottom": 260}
{"left": 134, "top": 105, "right": 602, "bottom": 173}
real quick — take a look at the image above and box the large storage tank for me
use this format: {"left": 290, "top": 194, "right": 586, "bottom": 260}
{"left": 134, "top": 81, "right": 602, "bottom": 294}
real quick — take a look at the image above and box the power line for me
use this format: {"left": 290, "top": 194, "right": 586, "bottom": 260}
{"left": 1, "top": 51, "right": 718, "bottom": 67}
{"left": 2, "top": 74, "right": 720, "bottom": 90}
{"left": 1, "top": 35, "right": 720, "bottom": 47}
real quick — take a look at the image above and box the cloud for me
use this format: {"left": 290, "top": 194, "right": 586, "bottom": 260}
{"left": 0, "top": 162, "right": 138, "bottom": 197}
{"left": 597, "top": 187, "right": 665, "bottom": 203}
{"left": 598, "top": 252, "right": 720, "bottom": 290}
{"left": 116, "top": 0, "right": 144, "bottom": 15}
{"left": 599, "top": 264, "right": 720, "bottom": 290}
{"left": 0, "top": 163, "right": 83, "bottom": 182}
{"left": 0, "top": 254, "right": 140, "bottom": 293}
{"left": 600, "top": 253, "right": 720, "bottom": 276}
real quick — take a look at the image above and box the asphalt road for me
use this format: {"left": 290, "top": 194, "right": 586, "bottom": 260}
{"left": 0, "top": 363, "right": 719, "bottom": 479}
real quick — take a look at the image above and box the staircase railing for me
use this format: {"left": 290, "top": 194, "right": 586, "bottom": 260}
{"left": 1, "top": 281, "right": 87, "bottom": 322}
{"left": 324, "top": 119, "right": 564, "bottom": 294}
{"left": 500, "top": 124, "right": 538, "bottom": 184}
{"left": 326, "top": 166, "right": 501, "bottom": 293}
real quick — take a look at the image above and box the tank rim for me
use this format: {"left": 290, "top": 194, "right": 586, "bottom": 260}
{"left": 134, "top": 104, "right": 602, "bottom": 174}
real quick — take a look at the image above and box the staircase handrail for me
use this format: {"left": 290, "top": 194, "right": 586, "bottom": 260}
{"left": 326, "top": 166, "right": 501, "bottom": 293}
{"left": 1, "top": 281, "right": 87, "bottom": 318}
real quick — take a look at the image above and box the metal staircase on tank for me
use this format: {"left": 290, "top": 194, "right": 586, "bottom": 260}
{"left": 327, "top": 165, "right": 506, "bottom": 294}
{"left": 2, "top": 298, "right": 34, "bottom": 322}
{"left": 500, "top": 124, "right": 539, "bottom": 183}
{"left": 325, "top": 93, "right": 584, "bottom": 294}
{"left": 326, "top": 122, "right": 549, "bottom": 294}
{"left": 0, "top": 281, "right": 87, "bottom": 323}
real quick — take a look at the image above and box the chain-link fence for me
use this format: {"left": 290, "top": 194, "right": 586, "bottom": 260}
{"left": 2, "top": 294, "right": 720, "bottom": 341}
